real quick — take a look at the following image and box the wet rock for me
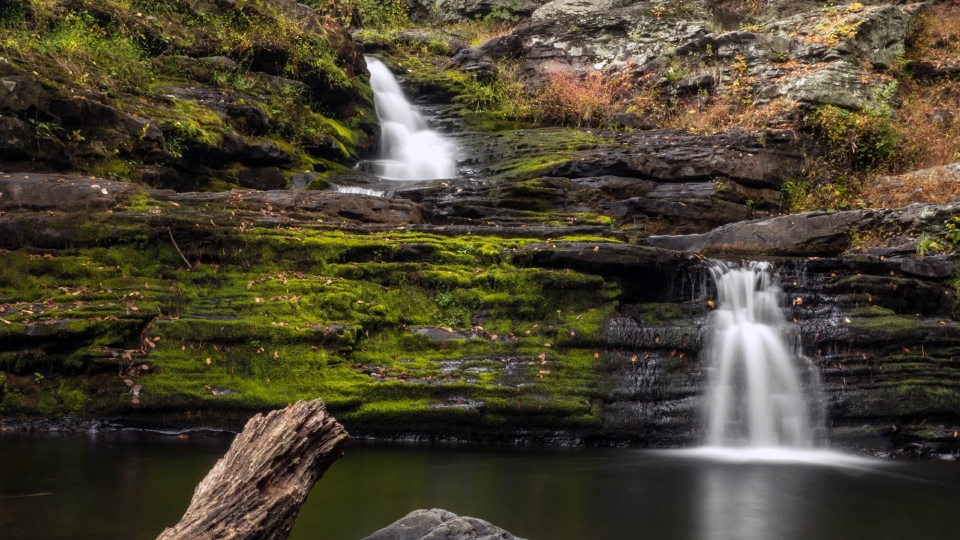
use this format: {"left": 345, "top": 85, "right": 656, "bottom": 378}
{"left": 411, "top": 327, "right": 467, "bottom": 341}
{"left": 238, "top": 167, "right": 287, "bottom": 190}
{"left": 0, "top": 174, "right": 137, "bottom": 211}
{"left": 198, "top": 56, "right": 238, "bottom": 70}
{"left": 512, "top": 242, "right": 698, "bottom": 302}
{"left": 548, "top": 130, "right": 808, "bottom": 189}
{"left": 149, "top": 188, "right": 427, "bottom": 224}
{"left": 290, "top": 171, "right": 318, "bottom": 189}
{"left": 363, "top": 508, "right": 526, "bottom": 540}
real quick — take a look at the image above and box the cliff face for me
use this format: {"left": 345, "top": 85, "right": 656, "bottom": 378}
{"left": 2, "top": 174, "right": 959, "bottom": 456}
{"left": 2, "top": 0, "right": 960, "bottom": 455}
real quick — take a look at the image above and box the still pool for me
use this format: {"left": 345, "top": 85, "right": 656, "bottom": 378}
{"left": 1, "top": 431, "right": 958, "bottom": 540}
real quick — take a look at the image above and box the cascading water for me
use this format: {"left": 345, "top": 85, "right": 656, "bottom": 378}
{"left": 365, "top": 57, "right": 456, "bottom": 181}
{"left": 703, "top": 262, "right": 824, "bottom": 448}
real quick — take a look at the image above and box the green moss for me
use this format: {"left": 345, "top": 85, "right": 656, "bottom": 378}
{"left": 0, "top": 206, "right": 627, "bottom": 430}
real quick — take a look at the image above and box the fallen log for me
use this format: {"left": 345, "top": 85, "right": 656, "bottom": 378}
{"left": 157, "top": 399, "right": 349, "bottom": 540}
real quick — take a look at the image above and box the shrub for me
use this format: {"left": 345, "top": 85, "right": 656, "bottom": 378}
{"left": 313, "top": 0, "right": 408, "bottom": 28}
{"left": 535, "top": 71, "right": 632, "bottom": 127}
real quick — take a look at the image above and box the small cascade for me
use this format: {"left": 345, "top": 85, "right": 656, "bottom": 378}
{"left": 365, "top": 57, "right": 456, "bottom": 181}
{"left": 703, "top": 262, "right": 824, "bottom": 448}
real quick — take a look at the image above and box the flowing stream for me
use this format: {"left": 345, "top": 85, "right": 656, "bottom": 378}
{"left": 703, "top": 262, "right": 823, "bottom": 448}
{"left": 365, "top": 57, "right": 456, "bottom": 181}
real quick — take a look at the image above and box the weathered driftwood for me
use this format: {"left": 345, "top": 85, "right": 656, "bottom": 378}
{"left": 157, "top": 399, "right": 349, "bottom": 540}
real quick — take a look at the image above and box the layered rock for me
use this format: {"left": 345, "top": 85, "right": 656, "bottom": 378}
{"left": 502, "top": 0, "right": 921, "bottom": 117}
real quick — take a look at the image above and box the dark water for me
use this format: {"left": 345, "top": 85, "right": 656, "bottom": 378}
{"left": 1, "top": 431, "right": 959, "bottom": 540}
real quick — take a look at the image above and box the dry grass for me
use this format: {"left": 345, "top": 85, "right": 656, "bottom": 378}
{"left": 666, "top": 96, "right": 799, "bottom": 133}
{"left": 890, "top": 80, "right": 960, "bottom": 171}
{"left": 908, "top": 1, "right": 960, "bottom": 64}
{"left": 864, "top": 164, "right": 960, "bottom": 208}
{"left": 533, "top": 71, "right": 632, "bottom": 127}
{"left": 445, "top": 20, "right": 518, "bottom": 48}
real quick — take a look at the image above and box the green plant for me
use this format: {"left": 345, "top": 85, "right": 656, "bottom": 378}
{"left": 917, "top": 232, "right": 946, "bottom": 257}
{"left": 482, "top": 1, "right": 522, "bottom": 24}
{"left": 946, "top": 217, "right": 960, "bottom": 245}
{"left": 435, "top": 290, "right": 454, "bottom": 308}
{"left": 313, "top": 0, "right": 408, "bottom": 28}
{"left": 34, "top": 372, "right": 44, "bottom": 384}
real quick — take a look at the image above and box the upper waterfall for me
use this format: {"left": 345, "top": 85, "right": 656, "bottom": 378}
{"left": 703, "top": 262, "right": 823, "bottom": 448}
{"left": 365, "top": 56, "right": 456, "bottom": 181}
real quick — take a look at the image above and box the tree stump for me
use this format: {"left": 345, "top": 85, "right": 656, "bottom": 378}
{"left": 157, "top": 399, "right": 349, "bottom": 540}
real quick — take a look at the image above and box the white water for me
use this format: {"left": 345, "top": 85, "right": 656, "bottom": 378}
{"left": 365, "top": 57, "right": 456, "bottom": 181}
{"left": 703, "top": 262, "right": 823, "bottom": 449}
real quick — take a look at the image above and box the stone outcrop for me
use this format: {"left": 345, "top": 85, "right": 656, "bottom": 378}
{"left": 363, "top": 509, "right": 525, "bottom": 540}
{"left": 407, "top": 0, "right": 547, "bottom": 22}
{"left": 506, "top": 0, "right": 921, "bottom": 116}
{"left": 646, "top": 202, "right": 960, "bottom": 261}
{"left": 549, "top": 129, "right": 807, "bottom": 189}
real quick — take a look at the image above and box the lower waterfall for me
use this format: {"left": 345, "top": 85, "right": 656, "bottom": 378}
{"left": 703, "top": 262, "right": 824, "bottom": 448}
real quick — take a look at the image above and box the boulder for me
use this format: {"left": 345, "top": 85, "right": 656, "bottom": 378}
{"left": 362, "top": 508, "right": 526, "bottom": 540}
{"left": 447, "top": 34, "right": 525, "bottom": 77}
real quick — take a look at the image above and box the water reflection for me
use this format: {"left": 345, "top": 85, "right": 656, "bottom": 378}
{"left": 698, "top": 465, "right": 804, "bottom": 540}
{"left": 2, "top": 433, "right": 959, "bottom": 540}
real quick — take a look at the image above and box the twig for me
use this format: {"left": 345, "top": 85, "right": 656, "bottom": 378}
{"left": 167, "top": 227, "right": 192, "bottom": 270}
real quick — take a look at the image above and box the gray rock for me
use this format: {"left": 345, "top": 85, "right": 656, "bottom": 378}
{"left": 409, "top": 0, "right": 546, "bottom": 22}
{"left": 545, "top": 129, "right": 807, "bottom": 189}
{"left": 363, "top": 509, "right": 525, "bottom": 540}
{"left": 647, "top": 210, "right": 876, "bottom": 256}
{"left": 198, "top": 56, "right": 238, "bottom": 70}
{"left": 238, "top": 166, "right": 287, "bottom": 190}
{"left": 0, "top": 173, "right": 137, "bottom": 211}
{"left": 291, "top": 171, "right": 318, "bottom": 189}
{"left": 0, "top": 75, "right": 51, "bottom": 114}
{"left": 505, "top": 0, "right": 922, "bottom": 117}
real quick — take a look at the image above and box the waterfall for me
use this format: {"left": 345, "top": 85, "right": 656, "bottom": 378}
{"left": 703, "top": 262, "right": 823, "bottom": 448}
{"left": 365, "top": 57, "right": 456, "bottom": 181}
